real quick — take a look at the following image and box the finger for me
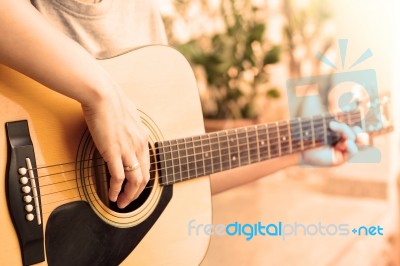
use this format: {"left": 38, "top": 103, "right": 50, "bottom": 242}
{"left": 129, "top": 129, "right": 151, "bottom": 199}
{"left": 329, "top": 121, "right": 356, "bottom": 141}
{"left": 334, "top": 139, "right": 348, "bottom": 153}
{"left": 107, "top": 156, "right": 125, "bottom": 202}
{"left": 346, "top": 139, "right": 358, "bottom": 157}
{"left": 331, "top": 148, "right": 345, "bottom": 165}
{"left": 117, "top": 154, "right": 143, "bottom": 209}
{"left": 118, "top": 146, "right": 151, "bottom": 208}
{"left": 135, "top": 147, "right": 151, "bottom": 198}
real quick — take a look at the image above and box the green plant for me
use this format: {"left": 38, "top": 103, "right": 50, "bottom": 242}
{"left": 282, "top": 0, "right": 334, "bottom": 78}
{"left": 176, "top": 0, "right": 281, "bottom": 119}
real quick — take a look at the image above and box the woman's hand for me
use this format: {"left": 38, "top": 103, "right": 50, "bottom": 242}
{"left": 82, "top": 84, "right": 150, "bottom": 209}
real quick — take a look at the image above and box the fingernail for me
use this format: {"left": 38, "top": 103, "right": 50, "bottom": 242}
{"left": 117, "top": 199, "right": 128, "bottom": 209}
{"left": 109, "top": 193, "right": 118, "bottom": 202}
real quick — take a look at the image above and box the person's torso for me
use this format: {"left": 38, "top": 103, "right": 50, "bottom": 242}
{"left": 31, "top": 0, "right": 168, "bottom": 58}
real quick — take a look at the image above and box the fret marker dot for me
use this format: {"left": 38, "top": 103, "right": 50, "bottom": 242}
{"left": 282, "top": 136, "right": 286, "bottom": 141}
{"left": 205, "top": 152, "right": 209, "bottom": 157}
{"left": 261, "top": 141, "right": 265, "bottom": 145}
{"left": 305, "top": 131, "right": 309, "bottom": 136}
{"left": 232, "top": 156, "right": 236, "bottom": 161}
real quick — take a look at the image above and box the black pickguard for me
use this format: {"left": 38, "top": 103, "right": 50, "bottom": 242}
{"left": 45, "top": 185, "right": 172, "bottom": 266}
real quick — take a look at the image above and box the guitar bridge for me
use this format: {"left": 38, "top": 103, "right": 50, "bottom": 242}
{"left": 5, "top": 120, "right": 44, "bottom": 265}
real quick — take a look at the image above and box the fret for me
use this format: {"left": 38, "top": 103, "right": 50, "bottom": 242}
{"left": 200, "top": 135, "right": 212, "bottom": 175}
{"left": 337, "top": 111, "right": 346, "bottom": 124}
{"left": 351, "top": 110, "right": 359, "bottom": 127}
{"left": 163, "top": 140, "right": 174, "bottom": 185}
{"left": 256, "top": 124, "right": 269, "bottom": 161}
{"left": 346, "top": 111, "right": 352, "bottom": 125}
{"left": 358, "top": 108, "right": 366, "bottom": 130}
{"left": 247, "top": 126, "right": 258, "bottom": 164}
{"left": 177, "top": 139, "right": 189, "bottom": 181}
{"left": 275, "top": 122, "right": 281, "bottom": 156}
{"left": 266, "top": 124, "right": 271, "bottom": 159}
{"left": 237, "top": 128, "right": 249, "bottom": 166}
{"left": 332, "top": 113, "right": 340, "bottom": 145}
{"left": 322, "top": 115, "right": 328, "bottom": 145}
{"left": 218, "top": 131, "right": 230, "bottom": 171}
{"left": 298, "top": 118, "right": 304, "bottom": 151}
{"left": 310, "top": 115, "right": 323, "bottom": 147}
{"left": 227, "top": 129, "right": 240, "bottom": 168}
{"left": 287, "top": 120, "right": 292, "bottom": 154}
{"left": 245, "top": 128, "right": 251, "bottom": 163}
{"left": 255, "top": 126, "right": 261, "bottom": 162}
{"left": 155, "top": 141, "right": 168, "bottom": 185}
{"left": 310, "top": 118, "right": 316, "bottom": 147}
{"left": 347, "top": 109, "right": 362, "bottom": 127}
{"left": 324, "top": 114, "right": 339, "bottom": 146}
{"left": 267, "top": 123, "right": 279, "bottom": 158}
{"left": 170, "top": 139, "right": 182, "bottom": 182}
{"left": 300, "top": 118, "right": 313, "bottom": 150}
{"left": 334, "top": 112, "right": 341, "bottom": 122}
{"left": 155, "top": 142, "right": 166, "bottom": 184}
{"left": 289, "top": 119, "right": 302, "bottom": 153}
{"left": 277, "top": 121, "right": 291, "bottom": 156}
{"left": 193, "top": 136, "right": 205, "bottom": 177}
{"left": 185, "top": 137, "right": 197, "bottom": 179}
{"left": 209, "top": 132, "right": 222, "bottom": 173}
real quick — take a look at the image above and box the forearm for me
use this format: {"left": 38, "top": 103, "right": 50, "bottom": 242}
{"left": 0, "top": 0, "right": 109, "bottom": 105}
{"left": 210, "top": 153, "right": 300, "bottom": 194}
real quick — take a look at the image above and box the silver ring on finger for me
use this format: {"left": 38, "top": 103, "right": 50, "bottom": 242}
{"left": 123, "top": 161, "right": 140, "bottom": 172}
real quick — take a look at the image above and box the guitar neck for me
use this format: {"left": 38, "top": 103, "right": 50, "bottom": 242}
{"left": 156, "top": 109, "right": 365, "bottom": 186}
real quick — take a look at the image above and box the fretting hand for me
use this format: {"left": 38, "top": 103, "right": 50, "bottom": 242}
{"left": 300, "top": 121, "right": 369, "bottom": 166}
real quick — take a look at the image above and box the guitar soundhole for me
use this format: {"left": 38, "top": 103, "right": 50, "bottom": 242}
{"left": 92, "top": 145, "right": 155, "bottom": 213}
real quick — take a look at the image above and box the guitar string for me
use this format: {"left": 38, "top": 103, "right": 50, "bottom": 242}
{"left": 33, "top": 106, "right": 387, "bottom": 214}
{"left": 37, "top": 172, "right": 162, "bottom": 215}
{"left": 38, "top": 128, "right": 354, "bottom": 211}
{"left": 40, "top": 172, "right": 151, "bottom": 200}
{"left": 31, "top": 111, "right": 358, "bottom": 172}
{"left": 34, "top": 121, "right": 355, "bottom": 202}
{"left": 35, "top": 133, "right": 327, "bottom": 204}
{"left": 20, "top": 111, "right": 362, "bottom": 209}
{"left": 41, "top": 185, "right": 158, "bottom": 215}
{"left": 30, "top": 111, "right": 361, "bottom": 176}
{"left": 37, "top": 118, "right": 357, "bottom": 209}
{"left": 30, "top": 112, "right": 361, "bottom": 186}
{"left": 36, "top": 133, "right": 321, "bottom": 191}
{"left": 35, "top": 139, "right": 326, "bottom": 199}
{"left": 36, "top": 115, "right": 364, "bottom": 209}
{"left": 33, "top": 120, "right": 346, "bottom": 185}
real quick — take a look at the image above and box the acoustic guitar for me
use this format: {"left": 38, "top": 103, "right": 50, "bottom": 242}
{"left": 0, "top": 45, "right": 392, "bottom": 265}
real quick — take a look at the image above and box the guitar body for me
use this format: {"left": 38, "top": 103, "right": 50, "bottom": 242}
{"left": 0, "top": 45, "right": 211, "bottom": 265}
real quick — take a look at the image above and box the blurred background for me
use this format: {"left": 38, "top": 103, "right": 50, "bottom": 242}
{"left": 158, "top": 0, "right": 399, "bottom": 265}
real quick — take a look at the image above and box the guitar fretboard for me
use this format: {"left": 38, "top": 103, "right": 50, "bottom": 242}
{"left": 155, "top": 110, "right": 363, "bottom": 186}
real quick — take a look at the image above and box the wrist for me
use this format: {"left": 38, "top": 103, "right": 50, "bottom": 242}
{"left": 79, "top": 74, "right": 114, "bottom": 108}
